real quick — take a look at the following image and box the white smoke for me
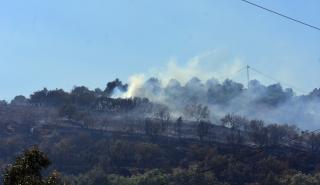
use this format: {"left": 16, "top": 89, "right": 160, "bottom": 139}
{"left": 125, "top": 50, "right": 245, "bottom": 98}
{"left": 122, "top": 74, "right": 145, "bottom": 98}
{"left": 121, "top": 51, "right": 320, "bottom": 129}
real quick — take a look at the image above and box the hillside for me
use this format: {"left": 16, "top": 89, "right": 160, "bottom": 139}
{"left": 1, "top": 79, "right": 320, "bottom": 184}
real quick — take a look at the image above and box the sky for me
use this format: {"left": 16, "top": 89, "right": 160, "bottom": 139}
{"left": 0, "top": 0, "right": 319, "bottom": 100}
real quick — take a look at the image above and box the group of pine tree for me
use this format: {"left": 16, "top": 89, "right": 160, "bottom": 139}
{"left": 2, "top": 79, "right": 320, "bottom": 184}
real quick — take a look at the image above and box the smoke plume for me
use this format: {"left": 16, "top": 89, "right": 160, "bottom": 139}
{"left": 121, "top": 53, "right": 320, "bottom": 129}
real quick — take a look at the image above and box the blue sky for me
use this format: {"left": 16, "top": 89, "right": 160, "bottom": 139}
{"left": 0, "top": 0, "right": 319, "bottom": 100}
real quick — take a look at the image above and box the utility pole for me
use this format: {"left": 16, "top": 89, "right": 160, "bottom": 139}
{"left": 246, "top": 65, "right": 250, "bottom": 89}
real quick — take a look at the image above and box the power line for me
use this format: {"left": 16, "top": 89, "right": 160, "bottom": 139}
{"left": 219, "top": 65, "right": 307, "bottom": 94}
{"left": 196, "top": 67, "right": 315, "bottom": 174}
{"left": 240, "top": 0, "right": 320, "bottom": 32}
{"left": 249, "top": 66, "right": 307, "bottom": 94}
{"left": 221, "top": 66, "right": 247, "bottom": 81}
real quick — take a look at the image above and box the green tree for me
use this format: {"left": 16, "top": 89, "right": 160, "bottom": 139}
{"left": 279, "top": 172, "right": 319, "bottom": 185}
{"left": 134, "top": 170, "right": 168, "bottom": 185}
{"left": 3, "top": 146, "right": 61, "bottom": 185}
{"left": 170, "top": 166, "right": 227, "bottom": 185}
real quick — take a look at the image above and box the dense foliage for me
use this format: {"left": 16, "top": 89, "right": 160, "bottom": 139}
{"left": 3, "top": 147, "right": 61, "bottom": 185}
{"left": 1, "top": 79, "right": 320, "bottom": 184}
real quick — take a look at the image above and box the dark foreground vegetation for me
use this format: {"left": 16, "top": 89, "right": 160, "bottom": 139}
{"left": 3, "top": 131, "right": 320, "bottom": 185}
{"left": 2, "top": 79, "right": 320, "bottom": 185}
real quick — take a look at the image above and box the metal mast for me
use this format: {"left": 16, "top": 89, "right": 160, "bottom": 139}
{"left": 246, "top": 65, "right": 250, "bottom": 89}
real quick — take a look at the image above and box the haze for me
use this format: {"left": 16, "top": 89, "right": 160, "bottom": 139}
{"left": 0, "top": 0, "right": 320, "bottom": 100}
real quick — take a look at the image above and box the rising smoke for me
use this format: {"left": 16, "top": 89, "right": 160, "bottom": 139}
{"left": 105, "top": 78, "right": 128, "bottom": 97}
{"left": 120, "top": 53, "right": 320, "bottom": 129}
